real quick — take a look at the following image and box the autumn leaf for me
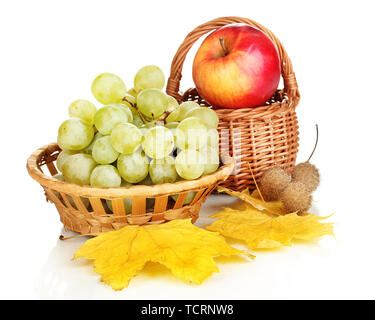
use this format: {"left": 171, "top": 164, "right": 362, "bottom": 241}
{"left": 206, "top": 207, "right": 334, "bottom": 250}
{"left": 217, "top": 186, "right": 286, "bottom": 216}
{"left": 74, "top": 219, "right": 250, "bottom": 290}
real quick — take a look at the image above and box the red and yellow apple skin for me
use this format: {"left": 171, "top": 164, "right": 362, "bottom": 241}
{"left": 192, "top": 24, "right": 281, "bottom": 109}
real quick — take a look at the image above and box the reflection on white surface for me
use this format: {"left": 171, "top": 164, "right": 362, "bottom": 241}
{"left": 30, "top": 194, "right": 340, "bottom": 300}
{"left": 33, "top": 195, "right": 240, "bottom": 299}
{"left": 34, "top": 233, "right": 99, "bottom": 299}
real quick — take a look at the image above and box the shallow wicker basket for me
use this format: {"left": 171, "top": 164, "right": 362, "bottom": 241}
{"left": 27, "top": 143, "right": 233, "bottom": 234}
{"left": 166, "top": 16, "right": 300, "bottom": 191}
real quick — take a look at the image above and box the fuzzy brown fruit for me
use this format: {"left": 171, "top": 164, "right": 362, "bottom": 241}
{"left": 259, "top": 167, "right": 291, "bottom": 201}
{"left": 281, "top": 182, "right": 312, "bottom": 214}
{"left": 292, "top": 162, "right": 320, "bottom": 192}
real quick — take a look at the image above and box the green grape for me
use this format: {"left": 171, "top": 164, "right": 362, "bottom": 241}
{"left": 58, "top": 118, "right": 94, "bottom": 151}
{"left": 92, "top": 136, "right": 119, "bottom": 164}
{"left": 52, "top": 174, "right": 90, "bottom": 208}
{"left": 118, "top": 175, "right": 154, "bottom": 210}
{"left": 134, "top": 65, "right": 165, "bottom": 92}
{"left": 120, "top": 180, "right": 133, "bottom": 187}
{"left": 68, "top": 99, "right": 97, "bottom": 125}
{"left": 156, "top": 95, "right": 179, "bottom": 121}
{"left": 132, "top": 113, "right": 145, "bottom": 127}
{"left": 111, "top": 103, "right": 133, "bottom": 122}
{"left": 53, "top": 173, "right": 65, "bottom": 181}
{"left": 62, "top": 153, "right": 97, "bottom": 185}
{"left": 200, "top": 146, "right": 220, "bottom": 175}
{"left": 149, "top": 156, "right": 178, "bottom": 184}
{"left": 105, "top": 181, "right": 133, "bottom": 213}
{"left": 139, "top": 122, "right": 156, "bottom": 138}
{"left": 177, "top": 101, "right": 200, "bottom": 121}
{"left": 117, "top": 151, "right": 149, "bottom": 183}
{"left": 165, "top": 122, "right": 179, "bottom": 130}
{"left": 140, "top": 122, "right": 156, "bottom": 130}
{"left": 164, "top": 122, "right": 179, "bottom": 145}
{"left": 166, "top": 95, "right": 179, "bottom": 113}
{"left": 165, "top": 121, "right": 179, "bottom": 131}
{"left": 94, "top": 105, "right": 130, "bottom": 135}
{"left": 127, "top": 88, "right": 138, "bottom": 98}
{"left": 83, "top": 132, "right": 103, "bottom": 155}
{"left": 146, "top": 198, "right": 155, "bottom": 211}
{"left": 175, "top": 117, "right": 208, "bottom": 150}
{"left": 90, "top": 164, "right": 121, "bottom": 187}
{"left": 142, "top": 126, "right": 174, "bottom": 159}
{"left": 185, "top": 107, "right": 219, "bottom": 129}
{"left": 106, "top": 198, "right": 132, "bottom": 214}
{"left": 165, "top": 107, "right": 180, "bottom": 123}
{"left": 136, "top": 88, "right": 168, "bottom": 119}
{"left": 122, "top": 101, "right": 145, "bottom": 127}
{"left": 175, "top": 149, "right": 204, "bottom": 180}
{"left": 171, "top": 191, "right": 197, "bottom": 205}
{"left": 56, "top": 150, "right": 80, "bottom": 172}
{"left": 110, "top": 122, "right": 142, "bottom": 154}
{"left": 137, "top": 175, "right": 153, "bottom": 186}
{"left": 91, "top": 72, "right": 127, "bottom": 104}
{"left": 207, "top": 128, "right": 219, "bottom": 149}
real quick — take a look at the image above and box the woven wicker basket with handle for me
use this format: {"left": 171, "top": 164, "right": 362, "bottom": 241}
{"left": 27, "top": 143, "right": 233, "bottom": 235}
{"left": 166, "top": 16, "right": 300, "bottom": 191}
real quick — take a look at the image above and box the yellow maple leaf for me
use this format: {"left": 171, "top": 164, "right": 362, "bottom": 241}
{"left": 206, "top": 207, "right": 334, "bottom": 250}
{"left": 217, "top": 186, "right": 286, "bottom": 216}
{"left": 74, "top": 219, "right": 250, "bottom": 290}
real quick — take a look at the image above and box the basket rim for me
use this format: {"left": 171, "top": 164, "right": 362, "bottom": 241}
{"left": 183, "top": 88, "right": 296, "bottom": 121}
{"left": 27, "top": 142, "right": 234, "bottom": 199}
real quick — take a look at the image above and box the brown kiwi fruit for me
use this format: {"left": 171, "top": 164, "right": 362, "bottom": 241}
{"left": 281, "top": 182, "right": 312, "bottom": 214}
{"left": 259, "top": 166, "right": 291, "bottom": 201}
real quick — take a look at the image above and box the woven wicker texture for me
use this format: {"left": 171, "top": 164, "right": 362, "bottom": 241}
{"left": 167, "top": 16, "right": 300, "bottom": 191}
{"left": 27, "top": 143, "right": 234, "bottom": 234}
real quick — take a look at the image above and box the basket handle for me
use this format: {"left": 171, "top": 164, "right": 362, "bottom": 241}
{"left": 166, "top": 16, "right": 300, "bottom": 104}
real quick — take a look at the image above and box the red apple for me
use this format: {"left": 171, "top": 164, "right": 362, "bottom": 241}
{"left": 192, "top": 24, "right": 281, "bottom": 109}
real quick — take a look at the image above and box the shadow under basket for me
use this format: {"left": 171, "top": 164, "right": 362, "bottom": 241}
{"left": 166, "top": 16, "right": 300, "bottom": 191}
{"left": 27, "top": 143, "right": 234, "bottom": 235}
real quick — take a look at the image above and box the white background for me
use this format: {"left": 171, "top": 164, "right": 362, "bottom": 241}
{"left": 1, "top": 0, "right": 374, "bottom": 299}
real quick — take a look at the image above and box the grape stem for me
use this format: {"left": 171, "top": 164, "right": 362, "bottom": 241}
{"left": 122, "top": 95, "right": 150, "bottom": 124}
{"left": 122, "top": 95, "right": 134, "bottom": 106}
{"left": 122, "top": 95, "right": 168, "bottom": 124}
{"left": 136, "top": 107, "right": 149, "bottom": 123}
{"left": 160, "top": 110, "right": 171, "bottom": 122}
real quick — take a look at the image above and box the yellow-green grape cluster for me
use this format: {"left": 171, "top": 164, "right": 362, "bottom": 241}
{"left": 55, "top": 66, "right": 221, "bottom": 207}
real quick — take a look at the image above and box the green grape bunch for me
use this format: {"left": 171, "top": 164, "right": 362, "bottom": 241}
{"left": 55, "top": 65, "right": 222, "bottom": 198}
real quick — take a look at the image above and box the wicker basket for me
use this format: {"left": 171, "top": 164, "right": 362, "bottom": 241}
{"left": 166, "top": 16, "right": 300, "bottom": 191}
{"left": 27, "top": 143, "right": 234, "bottom": 234}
